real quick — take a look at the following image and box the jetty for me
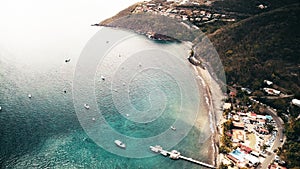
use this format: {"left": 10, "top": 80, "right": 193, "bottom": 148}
{"left": 150, "top": 145, "right": 216, "bottom": 169}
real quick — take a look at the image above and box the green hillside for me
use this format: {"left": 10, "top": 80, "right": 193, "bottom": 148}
{"left": 209, "top": 3, "right": 300, "bottom": 96}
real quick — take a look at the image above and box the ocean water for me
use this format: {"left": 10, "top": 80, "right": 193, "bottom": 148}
{"left": 0, "top": 28, "right": 212, "bottom": 168}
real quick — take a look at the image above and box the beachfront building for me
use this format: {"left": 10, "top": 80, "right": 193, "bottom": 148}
{"left": 223, "top": 103, "right": 232, "bottom": 110}
{"left": 226, "top": 149, "right": 245, "bottom": 165}
{"left": 233, "top": 121, "right": 245, "bottom": 129}
{"left": 226, "top": 148, "right": 260, "bottom": 168}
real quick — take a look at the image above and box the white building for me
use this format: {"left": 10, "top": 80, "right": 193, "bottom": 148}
{"left": 244, "top": 154, "right": 260, "bottom": 166}
{"left": 264, "top": 80, "right": 273, "bottom": 86}
{"left": 263, "top": 88, "right": 281, "bottom": 95}
{"left": 292, "top": 99, "right": 300, "bottom": 107}
{"left": 258, "top": 4, "right": 267, "bottom": 9}
{"left": 223, "top": 103, "right": 232, "bottom": 110}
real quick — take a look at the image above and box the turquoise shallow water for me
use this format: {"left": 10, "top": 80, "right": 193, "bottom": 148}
{"left": 0, "top": 29, "right": 212, "bottom": 168}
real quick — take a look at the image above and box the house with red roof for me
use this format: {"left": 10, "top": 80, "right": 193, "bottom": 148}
{"left": 239, "top": 144, "right": 252, "bottom": 154}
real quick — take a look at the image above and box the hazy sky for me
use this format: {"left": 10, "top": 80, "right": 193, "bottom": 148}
{"left": 0, "top": 0, "right": 141, "bottom": 65}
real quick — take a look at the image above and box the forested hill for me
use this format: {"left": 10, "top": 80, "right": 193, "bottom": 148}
{"left": 208, "top": 3, "right": 300, "bottom": 96}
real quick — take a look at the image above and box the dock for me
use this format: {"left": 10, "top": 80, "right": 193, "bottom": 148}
{"left": 150, "top": 145, "right": 216, "bottom": 169}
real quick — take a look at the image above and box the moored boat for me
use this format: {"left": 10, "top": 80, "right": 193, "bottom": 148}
{"left": 171, "top": 126, "right": 176, "bottom": 131}
{"left": 114, "top": 140, "right": 126, "bottom": 149}
{"left": 84, "top": 104, "right": 90, "bottom": 109}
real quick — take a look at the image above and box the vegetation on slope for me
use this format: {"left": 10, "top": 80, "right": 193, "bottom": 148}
{"left": 209, "top": 4, "right": 300, "bottom": 96}
{"left": 211, "top": 0, "right": 299, "bottom": 16}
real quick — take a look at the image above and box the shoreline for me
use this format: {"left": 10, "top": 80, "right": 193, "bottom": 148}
{"left": 193, "top": 65, "right": 225, "bottom": 167}
{"left": 183, "top": 41, "right": 224, "bottom": 167}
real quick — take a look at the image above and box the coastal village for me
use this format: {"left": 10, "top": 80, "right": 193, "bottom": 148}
{"left": 188, "top": 51, "right": 298, "bottom": 169}
{"left": 131, "top": 0, "right": 236, "bottom": 28}
{"left": 217, "top": 79, "right": 300, "bottom": 169}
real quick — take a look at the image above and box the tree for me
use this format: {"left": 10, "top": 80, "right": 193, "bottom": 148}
{"left": 223, "top": 120, "right": 234, "bottom": 131}
{"left": 252, "top": 90, "right": 264, "bottom": 97}
{"left": 266, "top": 124, "right": 275, "bottom": 133}
{"left": 262, "top": 144, "right": 268, "bottom": 151}
{"left": 252, "top": 80, "right": 262, "bottom": 90}
{"left": 219, "top": 145, "right": 230, "bottom": 154}
{"left": 273, "top": 99, "right": 287, "bottom": 111}
{"left": 219, "top": 162, "right": 228, "bottom": 169}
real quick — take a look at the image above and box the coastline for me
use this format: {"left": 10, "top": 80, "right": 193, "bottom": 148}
{"left": 193, "top": 65, "right": 225, "bottom": 167}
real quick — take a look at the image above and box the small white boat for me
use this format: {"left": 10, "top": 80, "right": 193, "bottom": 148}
{"left": 0, "top": 106, "right": 2, "bottom": 111}
{"left": 28, "top": 94, "right": 32, "bottom": 98}
{"left": 126, "top": 114, "right": 129, "bottom": 117}
{"left": 101, "top": 75, "right": 105, "bottom": 81}
{"left": 170, "top": 126, "right": 176, "bottom": 131}
{"left": 84, "top": 104, "right": 90, "bottom": 109}
{"left": 114, "top": 140, "right": 126, "bottom": 149}
{"left": 92, "top": 117, "right": 95, "bottom": 121}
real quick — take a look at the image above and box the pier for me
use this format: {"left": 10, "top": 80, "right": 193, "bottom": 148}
{"left": 150, "top": 145, "right": 216, "bottom": 169}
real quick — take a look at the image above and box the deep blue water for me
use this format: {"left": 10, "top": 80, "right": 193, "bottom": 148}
{"left": 0, "top": 29, "right": 212, "bottom": 168}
